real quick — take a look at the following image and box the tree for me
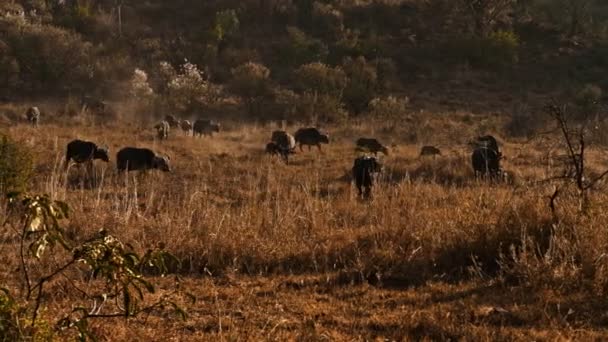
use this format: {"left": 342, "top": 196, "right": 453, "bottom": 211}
{"left": 461, "top": 0, "right": 515, "bottom": 37}
{"left": 294, "top": 63, "right": 348, "bottom": 122}
{"left": 1, "top": 192, "right": 186, "bottom": 340}
{"left": 161, "top": 60, "right": 221, "bottom": 114}
{"left": 229, "top": 62, "right": 272, "bottom": 116}
{"left": 342, "top": 56, "right": 378, "bottom": 115}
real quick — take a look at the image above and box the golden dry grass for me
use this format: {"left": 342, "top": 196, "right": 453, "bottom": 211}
{"left": 3, "top": 108, "right": 608, "bottom": 340}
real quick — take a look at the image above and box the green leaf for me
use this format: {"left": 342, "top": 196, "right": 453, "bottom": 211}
{"left": 133, "top": 277, "right": 155, "bottom": 294}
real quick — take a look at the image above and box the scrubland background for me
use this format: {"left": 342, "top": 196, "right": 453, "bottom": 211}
{"left": 3, "top": 0, "right": 608, "bottom": 340}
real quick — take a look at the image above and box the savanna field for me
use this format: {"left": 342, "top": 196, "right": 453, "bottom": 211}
{"left": 3, "top": 104, "right": 608, "bottom": 341}
{"left": 6, "top": 0, "right": 608, "bottom": 340}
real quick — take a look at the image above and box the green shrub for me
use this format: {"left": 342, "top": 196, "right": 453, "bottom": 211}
{"left": 0, "top": 134, "right": 33, "bottom": 193}
{"left": 212, "top": 9, "right": 240, "bottom": 43}
{"left": 441, "top": 30, "right": 519, "bottom": 69}
{"left": 0, "top": 18, "right": 95, "bottom": 93}
{"left": 229, "top": 62, "right": 273, "bottom": 115}
{"left": 281, "top": 26, "right": 329, "bottom": 66}
{"left": 342, "top": 56, "right": 378, "bottom": 114}
{"left": 0, "top": 289, "right": 20, "bottom": 341}
{"left": 298, "top": 92, "right": 348, "bottom": 124}
{"left": 294, "top": 62, "right": 347, "bottom": 98}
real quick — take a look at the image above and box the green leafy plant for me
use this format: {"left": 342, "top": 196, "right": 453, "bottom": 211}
{"left": 229, "top": 62, "right": 273, "bottom": 116}
{"left": 212, "top": 9, "right": 240, "bottom": 43}
{"left": 3, "top": 193, "right": 186, "bottom": 340}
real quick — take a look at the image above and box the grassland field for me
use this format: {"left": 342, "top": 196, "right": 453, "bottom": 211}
{"left": 3, "top": 105, "right": 608, "bottom": 340}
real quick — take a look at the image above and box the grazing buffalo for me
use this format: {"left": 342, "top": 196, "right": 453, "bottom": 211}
{"left": 164, "top": 114, "right": 180, "bottom": 128}
{"left": 356, "top": 138, "right": 389, "bottom": 155}
{"left": 265, "top": 142, "right": 295, "bottom": 163}
{"left": 268, "top": 130, "right": 296, "bottom": 164}
{"left": 26, "top": 106, "right": 40, "bottom": 127}
{"left": 193, "top": 119, "right": 220, "bottom": 137}
{"left": 65, "top": 139, "right": 109, "bottom": 169}
{"left": 471, "top": 135, "right": 502, "bottom": 178}
{"left": 180, "top": 120, "right": 193, "bottom": 135}
{"left": 294, "top": 127, "right": 329, "bottom": 151}
{"left": 419, "top": 145, "right": 441, "bottom": 158}
{"left": 116, "top": 147, "right": 171, "bottom": 172}
{"left": 472, "top": 147, "right": 501, "bottom": 178}
{"left": 155, "top": 120, "right": 170, "bottom": 140}
{"left": 352, "top": 156, "right": 383, "bottom": 199}
{"left": 476, "top": 135, "right": 500, "bottom": 154}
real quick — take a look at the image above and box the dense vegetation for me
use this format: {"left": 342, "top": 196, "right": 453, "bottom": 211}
{"left": 3, "top": 0, "right": 608, "bottom": 122}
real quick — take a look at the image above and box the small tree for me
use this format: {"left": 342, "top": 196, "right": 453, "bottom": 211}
{"left": 461, "top": 0, "right": 516, "bottom": 37}
{"left": 282, "top": 26, "right": 329, "bottom": 66}
{"left": 161, "top": 60, "right": 220, "bottom": 113}
{"left": 1, "top": 193, "right": 185, "bottom": 340}
{"left": 294, "top": 62, "right": 347, "bottom": 98}
{"left": 543, "top": 102, "right": 608, "bottom": 213}
{"left": 228, "top": 62, "right": 272, "bottom": 116}
{"left": 129, "top": 68, "right": 154, "bottom": 100}
{"left": 342, "top": 56, "right": 378, "bottom": 115}
{"left": 368, "top": 95, "right": 409, "bottom": 126}
{"left": 212, "top": 9, "right": 240, "bottom": 44}
{"left": 294, "top": 62, "right": 347, "bottom": 121}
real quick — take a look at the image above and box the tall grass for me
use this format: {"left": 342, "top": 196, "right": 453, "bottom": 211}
{"left": 2, "top": 120, "right": 607, "bottom": 295}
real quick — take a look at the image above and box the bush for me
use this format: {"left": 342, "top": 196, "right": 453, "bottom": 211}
{"left": 298, "top": 92, "right": 348, "bottom": 124}
{"left": 441, "top": 30, "right": 519, "bottom": 69}
{"left": 229, "top": 62, "right": 273, "bottom": 115}
{"left": 212, "top": 9, "right": 240, "bottom": 43}
{"left": 368, "top": 95, "right": 409, "bottom": 122}
{"left": 0, "top": 134, "right": 33, "bottom": 193}
{"left": 0, "top": 18, "right": 96, "bottom": 94}
{"left": 294, "top": 62, "right": 347, "bottom": 98}
{"left": 0, "top": 289, "right": 21, "bottom": 341}
{"left": 281, "top": 26, "right": 329, "bottom": 66}
{"left": 311, "top": 1, "right": 344, "bottom": 39}
{"left": 160, "top": 61, "right": 221, "bottom": 114}
{"left": 130, "top": 68, "right": 155, "bottom": 100}
{"left": 342, "top": 56, "right": 378, "bottom": 114}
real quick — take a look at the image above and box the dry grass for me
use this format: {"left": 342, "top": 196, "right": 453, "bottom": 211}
{"left": 3, "top": 110, "right": 608, "bottom": 340}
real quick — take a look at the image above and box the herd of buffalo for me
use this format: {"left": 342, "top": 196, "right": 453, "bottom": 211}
{"left": 24, "top": 109, "right": 504, "bottom": 198}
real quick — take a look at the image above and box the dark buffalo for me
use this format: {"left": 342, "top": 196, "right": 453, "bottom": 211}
{"left": 352, "top": 156, "right": 382, "bottom": 199}
{"left": 180, "top": 120, "right": 193, "bottom": 135}
{"left": 472, "top": 147, "right": 501, "bottom": 178}
{"left": 356, "top": 138, "right": 389, "bottom": 155}
{"left": 419, "top": 145, "right": 441, "bottom": 158}
{"left": 268, "top": 130, "right": 296, "bottom": 164}
{"left": 155, "top": 120, "right": 170, "bottom": 140}
{"left": 471, "top": 134, "right": 503, "bottom": 178}
{"left": 294, "top": 127, "right": 329, "bottom": 151}
{"left": 116, "top": 147, "right": 171, "bottom": 172}
{"left": 265, "top": 142, "right": 295, "bottom": 163}
{"left": 26, "top": 106, "right": 40, "bottom": 127}
{"left": 475, "top": 135, "right": 500, "bottom": 154}
{"left": 164, "top": 114, "right": 180, "bottom": 128}
{"left": 65, "top": 139, "right": 109, "bottom": 169}
{"left": 193, "top": 119, "right": 221, "bottom": 137}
